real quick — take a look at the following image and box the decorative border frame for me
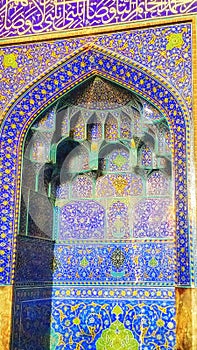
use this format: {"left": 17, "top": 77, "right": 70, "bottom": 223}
{"left": 0, "top": 42, "right": 193, "bottom": 286}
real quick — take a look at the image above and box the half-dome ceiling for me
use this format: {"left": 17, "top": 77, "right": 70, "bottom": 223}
{"left": 64, "top": 76, "right": 142, "bottom": 110}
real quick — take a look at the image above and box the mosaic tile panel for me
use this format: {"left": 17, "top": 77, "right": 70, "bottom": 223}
{"left": 59, "top": 200, "right": 105, "bottom": 240}
{"left": 158, "top": 126, "right": 171, "bottom": 154}
{"left": 50, "top": 299, "right": 176, "bottom": 350}
{"left": 144, "top": 102, "right": 163, "bottom": 121}
{"left": 120, "top": 113, "right": 132, "bottom": 139}
{"left": 56, "top": 196, "right": 174, "bottom": 241}
{"left": 12, "top": 286, "right": 176, "bottom": 350}
{"left": 0, "top": 24, "right": 192, "bottom": 116}
{"left": 140, "top": 145, "right": 153, "bottom": 167}
{"left": 133, "top": 109, "right": 142, "bottom": 136}
{"left": 52, "top": 242, "right": 175, "bottom": 285}
{"left": 0, "top": 16, "right": 194, "bottom": 350}
{"left": 108, "top": 149, "right": 130, "bottom": 172}
{"left": 87, "top": 118, "right": 102, "bottom": 140}
{"left": 70, "top": 113, "right": 85, "bottom": 140}
{"left": 55, "top": 183, "right": 70, "bottom": 199}
{"left": 105, "top": 114, "right": 118, "bottom": 140}
{"left": 96, "top": 173, "right": 143, "bottom": 197}
{"left": 133, "top": 198, "right": 174, "bottom": 238}
{"left": 52, "top": 286, "right": 176, "bottom": 300}
{"left": 147, "top": 171, "right": 170, "bottom": 195}
{"left": 96, "top": 25, "right": 192, "bottom": 112}
{"left": 70, "top": 76, "right": 132, "bottom": 110}
{"left": 35, "top": 108, "right": 56, "bottom": 130}
{"left": 14, "top": 238, "right": 175, "bottom": 285}
{"left": 71, "top": 175, "right": 93, "bottom": 198}
{"left": 107, "top": 200, "right": 130, "bottom": 239}
{"left": 0, "top": 46, "right": 190, "bottom": 286}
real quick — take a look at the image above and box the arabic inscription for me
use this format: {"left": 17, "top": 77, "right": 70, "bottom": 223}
{"left": 0, "top": 0, "right": 196, "bottom": 38}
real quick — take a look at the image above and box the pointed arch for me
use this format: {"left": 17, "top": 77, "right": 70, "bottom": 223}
{"left": 0, "top": 46, "right": 191, "bottom": 286}
{"left": 70, "top": 112, "right": 85, "bottom": 140}
{"left": 87, "top": 113, "right": 102, "bottom": 141}
{"left": 104, "top": 113, "right": 119, "bottom": 141}
{"left": 120, "top": 112, "right": 132, "bottom": 139}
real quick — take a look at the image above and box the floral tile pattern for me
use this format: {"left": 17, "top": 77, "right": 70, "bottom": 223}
{"left": 0, "top": 45, "right": 191, "bottom": 285}
{"left": 12, "top": 286, "right": 176, "bottom": 350}
{"left": 0, "top": 24, "right": 192, "bottom": 116}
{"left": 0, "top": 20, "right": 194, "bottom": 350}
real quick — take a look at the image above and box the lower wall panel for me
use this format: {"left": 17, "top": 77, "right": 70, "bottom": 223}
{"left": 12, "top": 287, "right": 53, "bottom": 350}
{"left": 12, "top": 286, "right": 176, "bottom": 350}
{"left": 0, "top": 286, "right": 13, "bottom": 350}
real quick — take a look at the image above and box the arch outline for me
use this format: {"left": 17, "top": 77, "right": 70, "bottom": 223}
{"left": 0, "top": 45, "right": 192, "bottom": 286}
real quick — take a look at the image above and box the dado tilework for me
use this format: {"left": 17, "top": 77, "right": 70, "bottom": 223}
{"left": 12, "top": 286, "right": 176, "bottom": 350}
{"left": 0, "top": 24, "right": 192, "bottom": 116}
{"left": 50, "top": 299, "right": 176, "bottom": 350}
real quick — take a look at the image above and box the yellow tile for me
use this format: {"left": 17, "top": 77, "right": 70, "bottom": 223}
{"left": 0, "top": 286, "right": 13, "bottom": 350}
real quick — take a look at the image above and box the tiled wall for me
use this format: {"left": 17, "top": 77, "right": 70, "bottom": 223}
{"left": 12, "top": 286, "right": 176, "bottom": 350}
{"left": 0, "top": 22, "right": 194, "bottom": 349}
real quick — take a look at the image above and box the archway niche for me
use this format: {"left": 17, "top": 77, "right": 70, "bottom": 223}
{"left": 19, "top": 76, "right": 173, "bottom": 242}
{"left": 13, "top": 75, "right": 176, "bottom": 349}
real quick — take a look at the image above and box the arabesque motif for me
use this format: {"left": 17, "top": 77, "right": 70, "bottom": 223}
{"left": 0, "top": 24, "right": 192, "bottom": 117}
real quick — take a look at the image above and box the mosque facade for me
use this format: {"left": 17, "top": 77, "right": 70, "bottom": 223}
{"left": 0, "top": 1, "right": 197, "bottom": 349}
